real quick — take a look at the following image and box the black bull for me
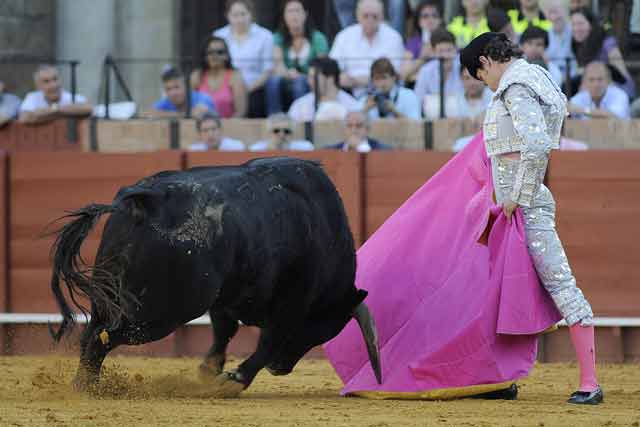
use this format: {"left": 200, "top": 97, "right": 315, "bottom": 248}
{"left": 49, "top": 157, "right": 381, "bottom": 395}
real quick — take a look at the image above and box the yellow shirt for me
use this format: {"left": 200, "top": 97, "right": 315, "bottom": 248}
{"left": 507, "top": 9, "right": 552, "bottom": 34}
{"left": 447, "top": 16, "right": 490, "bottom": 48}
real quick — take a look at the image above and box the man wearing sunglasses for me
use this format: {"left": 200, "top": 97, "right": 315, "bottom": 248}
{"left": 249, "top": 112, "right": 314, "bottom": 151}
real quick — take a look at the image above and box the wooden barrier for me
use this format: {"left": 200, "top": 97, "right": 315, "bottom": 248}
{"left": 563, "top": 119, "right": 640, "bottom": 150}
{"left": 363, "top": 151, "right": 453, "bottom": 238}
{"left": 548, "top": 151, "right": 640, "bottom": 317}
{"left": 9, "top": 151, "right": 184, "bottom": 313}
{"left": 186, "top": 151, "right": 364, "bottom": 246}
{"left": 87, "top": 119, "right": 173, "bottom": 152}
{"left": 0, "top": 119, "right": 86, "bottom": 152}
{"left": 432, "top": 118, "right": 481, "bottom": 152}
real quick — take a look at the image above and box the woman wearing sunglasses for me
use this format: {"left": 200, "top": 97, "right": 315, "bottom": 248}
{"left": 191, "top": 35, "right": 247, "bottom": 118}
{"left": 249, "top": 112, "right": 314, "bottom": 151}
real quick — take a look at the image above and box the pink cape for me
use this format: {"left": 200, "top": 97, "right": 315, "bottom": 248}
{"left": 324, "top": 133, "right": 562, "bottom": 396}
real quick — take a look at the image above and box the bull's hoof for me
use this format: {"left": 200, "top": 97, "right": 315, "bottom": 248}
{"left": 71, "top": 374, "right": 96, "bottom": 393}
{"left": 265, "top": 365, "right": 293, "bottom": 376}
{"left": 198, "top": 357, "right": 224, "bottom": 381}
{"left": 210, "top": 371, "right": 246, "bottom": 398}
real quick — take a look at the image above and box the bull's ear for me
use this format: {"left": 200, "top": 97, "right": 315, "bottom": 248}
{"left": 115, "top": 188, "right": 163, "bottom": 223}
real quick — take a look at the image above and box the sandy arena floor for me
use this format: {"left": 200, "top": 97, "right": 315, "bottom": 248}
{"left": 0, "top": 356, "right": 638, "bottom": 427}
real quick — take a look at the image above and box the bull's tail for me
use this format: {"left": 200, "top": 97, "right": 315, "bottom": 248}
{"left": 48, "top": 203, "right": 133, "bottom": 342}
{"left": 353, "top": 302, "right": 382, "bottom": 384}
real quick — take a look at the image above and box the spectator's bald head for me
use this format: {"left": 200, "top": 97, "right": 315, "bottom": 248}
{"left": 33, "top": 64, "right": 62, "bottom": 103}
{"left": 583, "top": 61, "right": 610, "bottom": 100}
{"left": 357, "top": 0, "right": 384, "bottom": 37}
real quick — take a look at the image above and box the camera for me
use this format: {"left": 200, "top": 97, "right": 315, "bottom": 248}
{"left": 371, "top": 90, "right": 391, "bottom": 117}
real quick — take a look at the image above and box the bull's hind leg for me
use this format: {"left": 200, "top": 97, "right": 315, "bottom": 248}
{"left": 199, "top": 309, "right": 239, "bottom": 380}
{"left": 73, "top": 318, "right": 115, "bottom": 391}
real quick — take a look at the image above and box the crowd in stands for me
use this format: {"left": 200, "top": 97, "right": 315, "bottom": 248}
{"left": 2, "top": 0, "right": 640, "bottom": 151}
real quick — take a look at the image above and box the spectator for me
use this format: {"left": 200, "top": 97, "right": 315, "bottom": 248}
{"left": 414, "top": 29, "right": 464, "bottom": 104}
{"left": 146, "top": 67, "right": 216, "bottom": 118}
{"left": 329, "top": 0, "right": 404, "bottom": 98}
{"left": 250, "top": 113, "right": 313, "bottom": 151}
{"left": 520, "top": 26, "right": 564, "bottom": 85}
{"left": 0, "top": 80, "right": 21, "bottom": 128}
{"left": 447, "top": 0, "right": 490, "bottom": 48}
{"left": 288, "top": 57, "right": 359, "bottom": 122}
{"left": 214, "top": 0, "right": 274, "bottom": 118}
{"left": 400, "top": 1, "right": 443, "bottom": 85}
{"left": 569, "top": 61, "right": 630, "bottom": 120}
{"left": 508, "top": 0, "right": 552, "bottom": 34}
{"left": 189, "top": 112, "right": 245, "bottom": 151}
{"left": 423, "top": 67, "right": 492, "bottom": 120}
{"left": 332, "top": 0, "right": 410, "bottom": 37}
{"left": 543, "top": 0, "right": 576, "bottom": 80}
{"left": 19, "top": 65, "right": 92, "bottom": 125}
{"left": 191, "top": 36, "right": 247, "bottom": 118}
{"left": 360, "top": 58, "right": 421, "bottom": 120}
{"left": 266, "top": 0, "right": 329, "bottom": 115}
{"left": 487, "top": 7, "right": 518, "bottom": 44}
{"left": 571, "top": 7, "right": 635, "bottom": 98}
{"left": 325, "top": 110, "right": 392, "bottom": 152}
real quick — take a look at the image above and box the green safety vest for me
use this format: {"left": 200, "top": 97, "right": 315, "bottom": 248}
{"left": 447, "top": 16, "right": 490, "bottom": 48}
{"left": 507, "top": 9, "right": 552, "bottom": 34}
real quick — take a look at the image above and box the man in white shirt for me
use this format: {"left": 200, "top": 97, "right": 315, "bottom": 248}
{"left": 189, "top": 112, "right": 245, "bottom": 151}
{"left": 329, "top": 0, "right": 404, "bottom": 97}
{"left": 288, "top": 57, "right": 359, "bottom": 122}
{"left": 569, "top": 61, "right": 630, "bottom": 120}
{"left": 19, "top": 64, "right": 92, "bottom": 125}
{"left": 414, "top": 29, "right": 465, "bottom": 103}
{"left": 250, "top": 113, "right": 314, "bottom": 151}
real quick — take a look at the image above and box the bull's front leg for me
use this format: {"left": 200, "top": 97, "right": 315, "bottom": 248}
{"left": 199, "top": 309, "right": 239, "bottom": 379}
{"left": 211, "top": 327, "right": 286, "bottom": 398}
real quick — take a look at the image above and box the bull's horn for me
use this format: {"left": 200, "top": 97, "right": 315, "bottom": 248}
{"left": 353, "top": 302, "right": 382, "bottom": 384}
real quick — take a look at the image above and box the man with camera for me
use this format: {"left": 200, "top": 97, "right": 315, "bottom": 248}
{"left": 360, "top": 57, "right": 421, "bottom": 120}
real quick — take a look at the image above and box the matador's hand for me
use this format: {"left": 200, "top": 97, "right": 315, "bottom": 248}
{"left": 502, "top": 200, "right": 518, "bottom": 223}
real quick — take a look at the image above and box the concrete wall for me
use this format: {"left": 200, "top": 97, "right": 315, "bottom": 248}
{"left": 0, "top": 0, "right": 56, "bottom": 96}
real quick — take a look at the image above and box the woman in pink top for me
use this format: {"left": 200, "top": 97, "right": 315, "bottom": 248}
{"left": 191, "top": 36, "right": 247, "bottom": 118}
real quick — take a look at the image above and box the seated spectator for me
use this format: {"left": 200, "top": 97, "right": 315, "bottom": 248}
{"left": 19, "top": 64, "right": 92, "bottom": 125}
{"left": 147, "top": 67, "right": 216, "bottom": 118}
{"left": 423, "top": 68, "right": 492, "bottom": 120}
{"left": 569, "top": 61, "right": 630, "bottom": 120}
{"left": 520, "top": 26, "right": 564, "bottom": 85}
{"left": 329, "top": 0, "right": 404, "bottom": 98}
{"left": 288, "top": 57, "right": 359, "bottom": 122}
{"left": 487, "top": 7, "right": 518, "bottom": 44}
{"left": 508, "top": 0, "right": 552, "bottom": 34}
{"left": 447, "top": 0, "right": 490, "bottom": 48}
{"left": 571, "top": 7, "right": 635, "bottom": 98}
{"left": 400, "top": 1, "right": 443, "bottom": 85}
{"left": 189, "top": 112, "right": 245, "bottom": 151}
{"left": 250, "top": 113, "right": 313, "bottom": 151}
{"left": 543, "top": 0, "right": 576, "bottom": 80}
{"left": 414, "top": 29, "right": 464, "bottom": 104}
{"left": 324, "top": 110, "right": 392, "bottom": 152}
{"left": 267, "top": 0, "right": 329, "bottom": 115}
{"left": 332, "top": 0, "right": 411, "bottom": 37}
{"left": 0, "top": 80, "right": 21, "bottom": 128}
{"left": 360, "top": 58, "right": 421, "bottom": 120}
{"left": 191, "top": 36, "right": 247, "bottom": 118}
{"left": 214, "top": 0, "right": 274, "bottom": 118}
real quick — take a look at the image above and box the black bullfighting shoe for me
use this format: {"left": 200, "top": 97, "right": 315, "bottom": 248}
{"left": 470, "top": 383, "right": 518, "bottom": 400}
{"left": 567, "top": 386, "right": 604, "bottom": 405}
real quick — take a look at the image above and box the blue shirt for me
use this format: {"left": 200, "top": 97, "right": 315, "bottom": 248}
{"left": 153, "top": 91, "right": 217, "bottom": 113}
{"left": 414, "top": 56, "right": 464, "bottom": 101}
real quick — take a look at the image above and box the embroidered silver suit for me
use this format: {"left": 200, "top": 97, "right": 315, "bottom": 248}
{"left": 484, "top": 59, "right": 594, "bottom": 326}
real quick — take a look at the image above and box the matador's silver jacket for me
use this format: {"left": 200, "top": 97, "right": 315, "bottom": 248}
{"left": 483, "top": 59, "right": 567, "bottom": 207}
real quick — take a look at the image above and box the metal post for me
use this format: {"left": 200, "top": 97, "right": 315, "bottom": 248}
{"left": 184, "top": 61, "right": 192, "bottom": 119}
{"left": 564, "top": 57, "right": 572, "bottom": 97}
{"left": 89, "top": 117, "right": 99, "bottom": 152}
{"left": 424, "top": 120, "right": 433, "bottom": 150}
{"left": 169, "top": 119, "right": 180, "bottom": 150}
{"left": 70, "top": 60, "right": 79, "bottom": 103}
{"left": 438, "top": 58, "right": 445, "bottom": 119}
{"left": 104, "top": 56, "right": 111, "bottom": 120}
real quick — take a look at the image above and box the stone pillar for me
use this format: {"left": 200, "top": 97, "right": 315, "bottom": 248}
{"left": 56, "top": 0, "right": 116, "bottom": 104}
{"left": 0, "top": 0, "right": 56, "bottom": 96}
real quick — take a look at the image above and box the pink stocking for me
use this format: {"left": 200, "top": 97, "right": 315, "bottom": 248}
{"left": 568, "top": 324, "right": 599, "bottom": 392}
